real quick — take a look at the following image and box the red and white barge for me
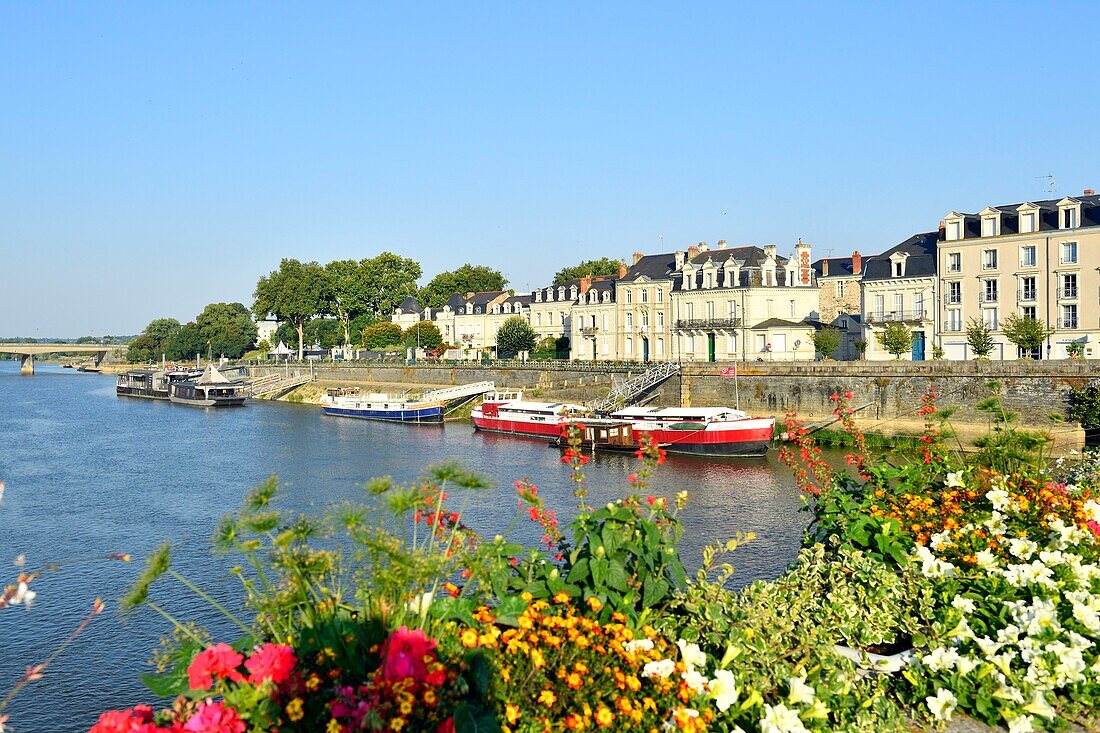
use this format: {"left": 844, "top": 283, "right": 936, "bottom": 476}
{"left": 470, "top": 391, "right": 587, "bottom": 438}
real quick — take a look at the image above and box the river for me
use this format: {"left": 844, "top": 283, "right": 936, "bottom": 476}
{"left": 0, "top": 362, "right": 810, "bottom": 732}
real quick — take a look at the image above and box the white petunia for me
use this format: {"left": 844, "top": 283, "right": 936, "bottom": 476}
{"left": 642, "top": 658, "right": 675, "bottom": 679}
{"left": 987, "top": 488, "right": 1011, "bottom": 512}
{"left": 951, "top": 595, "right": 977, "bottom": 613}
{"left": 676, "top": 639, "right": 708, "bottom": 670}
{"left": 975, "top": 636, "right": 1002, "bottom": 656}
{"left": 930, "top": 530, "right": 953, "bottom": 551}
{"left": 1009, "top": 538, "right": 1038, "bottom": 560}
{"left": 1083, "top": 499, "right": 1100, "bottom": 523}
{"left": 760, "top": 702, "right": 809, "bottom": 733}
{"left": 681, "top": 667, "right": 708, "bottom": 694}
{"left": 925, "top": 688, "right": 957, "bottom": 721}
{"left": 921, "top": 647, "right": 960, "bottom": 673}
{"left": 786, "top": 676, "right": 816, "bottom": 706}
{"left": 1022, "top": 691, "right": 1056, "bottom": 720}
{"left": 1007, "top": 714, "right": 1034, "bottom": 733}
{"left": 624, "top": 638, "right": 655, "bottom": 653}
{"left": 955, "top": 656, "right": 980, "bottom": 675}
{"left": 945, "top": 471, "right": 965, "bottom": 488}
{"left": 975, "top": 550, "right": 999, "bottom": 570}
{"left": 709, "top": 669, "right": 739, "bottom": 712}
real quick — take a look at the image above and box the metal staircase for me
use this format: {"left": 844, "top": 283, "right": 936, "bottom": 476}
{"left": 249, "top": 371, "right": 314, "bottom": 399}
{"left": 422, "top": 381, "right": 496, "bottom": 403}
{"left": 587, "top": 362, "right": 681, "bottom": 414}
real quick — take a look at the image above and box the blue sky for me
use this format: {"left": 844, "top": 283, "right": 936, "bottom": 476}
{"left": 2, "top": 2, "right": 1098, "bottom": 336}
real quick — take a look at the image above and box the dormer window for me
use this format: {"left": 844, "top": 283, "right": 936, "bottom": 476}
{"left": 569, "top": 287, "right": 577, "bottom": 300}
{"left": 602, "top": 291, "right": 610, "bottom": 303}
{"left": 1059, "top": 198, "right": 1081, "bottom": 230}
{"left": 1064, "top": 208, "right": 1078, "bottom": 229}
{"left": 889, "top": 252, "right": 909, "bottom": 278}
{"left": 1018, "top": 204, "right": 1039, "bottom": 233}
{"left": 981, "top": 216, "right": 998, "bottom": 237}
{"left": 558, "top": 287, "right": 566, "bottom": 300}
{"left": 944, "top": 214, "right": 964, "bottom": 241}
{"left": 893, "top": 261, "right": 903, "bottom": 277}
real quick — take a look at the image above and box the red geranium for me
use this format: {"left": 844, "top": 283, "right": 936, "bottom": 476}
{"left": 244, "top": 643, "right": 296, "bottom": 686}
{"left": 380, "top": 626, "right": 437, "bottom": 682}
{"left": 88, "top": 705, "right": 177, "bottom": 733}
{"left": 181, "top": 702, "right": 245, "bottom": 733}
{"left": 186, "top": 643, "right": 245, "bottom": 691}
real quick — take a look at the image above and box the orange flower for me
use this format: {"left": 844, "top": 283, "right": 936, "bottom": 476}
{"left": 460, "top": 628, "right": 479, "bottom": 648}
{"left": 595, "top": 707, "right": 614, "bottom": 727}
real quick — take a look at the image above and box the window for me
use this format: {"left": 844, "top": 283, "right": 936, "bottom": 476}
{"left": 1020, "top": 212, "right": 1037, "bottom": 233}
{"left": 626, "top": 337, "right": 633, "bottom": 355}
{"left": 685, "top": 335, "right": 694, "bottom": 353}
{"left": 983, "top": 308, "right": 999, "bottom": 330}
{"left": 656, "top": 338, "right": 664, "bottom": 356}
{"left": 983, "top": 279, "right": 999, "bottom": 303}
{"left": 893, "top": 293, "right": 904, "bottom": 315}
{"left": 727, "top": 334, "right": 736, "bottom": 352}
{"left": 704, "top": 273, "right": 713, "bottom": 288}
{"left": 657, "top": 312, "right": 664, "bottom": 329}
{"left": 625, "top": 290, "right": 632, "bottom": 304}
{"left": 789, "top": 300, "right": 796, "bottom": 318}
{"left": 602, "top": 314, "right": 609, "bottom": 330}
{"left": 946, "top": 309, "right": 962, "bottom": 332}
{"left": 1063, "top": 208, "right": 1078, "bottom": 229}
{"left": 602, "top": 339, "right": 609, "bottom": 355}
{"left": 685, "top": 303, "right": 694, "bottom": 319}
{"left": 1020, "top": 245, "right": 1037, "bottom": 268}
{"left": 707, "top": 301, "right": 715, "bottom": 319}
{"left": 947, "top": 220, "right": 961, "bottom": 240}
{"left": 626, "top": 313, "right": 633, "bottom": 328}
{"left": 756, "top": 334, "right": 767, "bottom": 352}
{"left": 656, "top": 289, "right": 663, "bottom": 302}
{"left": 1061, "top": 273, "right": 1078, "bottom": 299}
{"left": 641, "top": 311, "right": 649, "bottom": 327}
{"left": 1022, "top": 306, "right": 1037, "bottom": 321}
{"left": 982, "top": 249, "right": 998, "bottom": 270}
{"left": 1020, "top": 276, "right": 1036, "bottom": 301}
{"left": 641, "top": 289, "right": 648, "bottom": 303}
{"left": 982, "top": 217, "right": 998, "bottom": 237}
{"left": 560, "top": 311, "right": 566, "bottom": 325}
{"left": 873, "top": 294, "right": 885, "bottom": 317}
{"left": 947, "top": 252, "right": 961, "bottom": 273}
{"left": 893, "top": 261, "right": 903, "bottom": 277}
{"left": 914, "top": 292, "right": 924, "bottom": 318}
{"left": 1062, "top": 242, "right": 1078, "bottom": 264}
{"left": 836, "top": 281, "right": 847, "bottom": 297}
{"left": 727, "top": 300, "right": 736, "bottom": 318}
{"left": 1061, "top": 304, "right": 1079, "bottom": 329}
{"left": 772, "top": 334, "right": 787, "bottom": 352}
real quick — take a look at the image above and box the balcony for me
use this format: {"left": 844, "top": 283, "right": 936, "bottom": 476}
{"left": 1057, "top": 287, "right": 1078, "bottom": 300}
{"left": 943, "top": 294, "right": 962, "bottom": 306}
{"left": 1017, "top": 289, "right": 1037, "bottom": 302}
{"left": 1058, "top": 317, "right": 1079, "bottom": 330}
{"left": 580, "top": 326, "right": 599, "bottom": 336}
{"left": 979, "top": 291, "right": 999, "bottom": 303}
{"left": 866, "top": 310, "right": 930, "bottom": 325}
{"left": 675, "top": 317, "right": 742, "bottom": 330}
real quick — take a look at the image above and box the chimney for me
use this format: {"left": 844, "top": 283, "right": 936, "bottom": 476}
{"left": 851, "top": 251, "right": 862, "bottom": 275}
{"left": 717, "top": 239, "right": 727, "bottom": 250}
{"left": 687, "top": 244, "right": 700, "bottom": 260}
{"left": 938, "top": 219, "right": 946, "bottom": 232}
{"left": 1086, "top": 188, "right": 1096, "bottom": 196}
{"left": 763, "top": 244, "right": 777, "bottom": 260}
{"left": 579, "top": 276, "right": 592, "bottom": 294}
{"left": 794, "top": 238, "right": 812, "bottom": 286}
{"left": 675, "top": 251, "right": 685, "bottom": 269}
{"left": 618, "top": 261, "right": 628, "bottom": 279}
{"left": 698, "top": 241, "right": 709, "bottom": 253}
{"left": 632, "top": 251, "right": 645, "bottom": 265}
{"left": 821, "top": 259, "right": 829, "bottom": 277}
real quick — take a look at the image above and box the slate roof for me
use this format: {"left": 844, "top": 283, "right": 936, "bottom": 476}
{"left": 396, "top": 296, "right": 423, "bottom": 314}
{"left": 949, "top": 193, "right": 1100, "bottom": 237}
{"left": 861, "top": 232, "right": 940, "bottom": 282}
{"left": 623, "top": 252, "right": 678, "bottom": 281}
{"left": 444, "top": 293, "right": 467, "bottom": 311}
{"left": 672, "top": 246, "right": 802, "bottom": 289}
{"left": 505, "top": 293, "right": 532, "bottom": 307}
{"left": 466, "top": 291, "right": 509, "bottom": 307}
{"left": 751, "top": 318, "right": 816, "bottom": 329}
{"left": 811, "top": 257, "right": 860, "bottom": 278}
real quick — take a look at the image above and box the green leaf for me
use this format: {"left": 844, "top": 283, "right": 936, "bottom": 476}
{"left": 606, "top": 559, "right": 629, "bottom": 592}
{"left": 454, "top": 701, "right": 503, "bottom": 733}
{"left": 140, "top": 671, "right": 188, "bottom": 698}
{"left": 567, "top": 557, "right": 590, "bottom": 584}
{"left": 591, "top": 557, "right": 609, "bottom": 588}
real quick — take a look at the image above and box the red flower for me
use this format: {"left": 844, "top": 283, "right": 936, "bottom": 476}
{"left": 437, "top": 718, "right": 455, "bottom": 733}
{"left": 88, "top": 705, "right": 174, "bottom": 733}
{"left": 380, "top": 626, "right": 437, "bottom": 682}
{"left": 244, "top": 643, "right": 296, "bottom": 686}
{"left": 844, "top": 391, "right": 853, "bottom": 399}
{"left": 182, "top": 702, "right": 245, "bottom": 733}
{"left": 187, "top": 643, "right": 245, "bottom": 691}
{"left": 627, "top": 473, "right": 639, "bottom": 484}
{"left": 646, "top": 496, "right": 657, "bottom": 506}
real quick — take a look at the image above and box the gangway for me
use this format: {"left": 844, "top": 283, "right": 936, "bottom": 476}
{"left": 587, "top": 362, "right": 681, "bottom": 413}
{"left": 422, "top": 381, "right": 496, "bottom": 403}
{"left": 249, "top": 371, "right": 314, "bottom": 399}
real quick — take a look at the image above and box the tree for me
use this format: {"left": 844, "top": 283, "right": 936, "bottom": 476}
{"left": 1002, "top": 314, "right": 1050, "bottom": 358}
{"left": 165, "top": 322, "right": 206, "bottom": 362}
{"left": 854, "top": 339, "right": 868, "bottom": 360}
{"left": 361, "top": 322, "right": 404, "bottom": 350}
{"left": 126, "top": 334, "right": 158, "bottom": 363}
{"left": 553, "top": 257, "right": 624, "bottom": 286}
{"left": 811, "top": 327, "right": 842, "bottom": 359}
{"left": 196, "top": 302, "right": 257, "bottom": 359}
{"left": 403, "top": 322, "right": 443, "bottom": 350}
{"left": 324, "top": 254, "right": 422, "bottom": 346}
{"left": 496, "top": 316, "right": 537, "bottom": 357}
{"left": 253, "top": 259, "right": 332, "bottom": 360}
{"left": 138, "top": 318, "right": 182, "bottom": 356}
{"left": 874, "top": 322, "right": 912, "bottom": 360}
{"left": 306, "top": 319, "right": 343, "bottom": 350}
{"left": 420, "top": 264, "right": 507, "bottom": 309}
{"left": 966, "top": 318, "right": 996, "bottom": 359}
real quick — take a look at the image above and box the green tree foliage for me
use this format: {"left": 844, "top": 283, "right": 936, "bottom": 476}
{"left": 419, "top": 264, "right": 507, "bottom": 309}
{"left": 324, "top": 254, "right": 422, "bottom": 345}
{"left": 126, "top": 334, "right": 159, "bottom": 363}
{"left": 496, "top": 316, "right": 537, "bottom": 356}
{"left": 1001, "top": 314, "right": 1050, "bottom": 358}
{"left": 1067, "top": 341, "right": 1085, "bottom": 359}
{"left": 966, "top": 317, "right": 996, "bottom": 359}
{"left": 253, "top": 259, "right": 332, "bottom": 360}
{"left": 403, "top": 321, "right": 443, "bottom": 350}
{"left": 306, "top": 319, "right": 342, "bottom": 350}
{"left": 141, "top": 318, "right": 183, "bottom": 353}
{"left": 164, "top": 322, "right": 206, "bottom": 362}
{"left": 196, "top": 302, "right": 257, "bottom": 359}
{"left": 552, "top": 257, "right": 624, "bottom": 286}
{"left": 811, "top": 327, "right": 842, "bottom": 359}
{"left": 1068, "top": 385, "right": 1100, "bottom": 428}
{"left": 874, "top": 322, "right": 911, "bottom": 360}
{"left": 361, "top": 322, "right": 404, "bottom": 350}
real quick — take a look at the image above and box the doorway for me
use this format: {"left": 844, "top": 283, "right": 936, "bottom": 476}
{"left": 642, "top": 337, "right": 650, "bottom": 362}
{"left": 911, "top": 331, "right": 925, "bottom": 361}
{"left": 707, "top": 333, "right": 716, "bottom": 362}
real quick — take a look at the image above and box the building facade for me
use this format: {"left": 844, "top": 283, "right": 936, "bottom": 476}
{"left": 860, "top": 232, "right": 939, "bottom": 361}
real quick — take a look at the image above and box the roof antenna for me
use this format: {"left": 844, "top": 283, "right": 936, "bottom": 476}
{"left": 1036, "top": 173, "right": 1055, "bottom": 196}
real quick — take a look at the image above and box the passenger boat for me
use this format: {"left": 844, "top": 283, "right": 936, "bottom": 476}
{"left": 167, "top": 365, "right": 248, "bottom": 407}
{"left": 116, "top": 368, "right": 203, "bottom": 400}
{"left": 608, "top": 406, "right": 774, "bottom": 457}
{"left": 321, "top": 387, "right": 444, "bottom": 423}
{"left": 470, "top": 391, "right": 588, "bottom": 438}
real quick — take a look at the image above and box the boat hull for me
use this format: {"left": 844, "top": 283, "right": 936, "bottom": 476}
{"left": 630, "top": 419, "right": 775, "bottom": 457}
{"left": 323, "top": 405, "right": 444, "bottom": 423}
{"left": 471, "top": 416, "right": 564, "bottom": 437}
{"left": 169, "top": 395, "right": 247, "bottom": 407}
{"left": 116, "top": 387, "right": 169, "bottom": 400}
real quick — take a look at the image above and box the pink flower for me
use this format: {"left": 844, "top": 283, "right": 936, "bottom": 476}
{"left": 87, "top": 705, "right": 177, "bottom": 733}
{"left": 182, "top": 702, "right": 245, "bottom": 733}
{"left": 380, "top": 626, "right": 437, "bottom": 681}
{"left": 187, "top": 643, "right": 245, "bottom": 691}
{"left": 244, "top": 643, "right": 296, "bottom": 685}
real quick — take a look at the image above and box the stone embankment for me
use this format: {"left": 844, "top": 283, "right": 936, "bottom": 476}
{"left": 247, "top": 360, "right": 1099, "bottom": 451}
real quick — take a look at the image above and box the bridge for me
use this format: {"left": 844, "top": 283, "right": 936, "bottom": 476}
{"left": 0, "top": 343, "right": 115, "bottom": 375}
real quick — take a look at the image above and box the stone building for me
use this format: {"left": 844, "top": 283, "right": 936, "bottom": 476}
{"left": 939, "top": 190, "right": 1100, "bottom": 360}
{"left": 615, "top": 251, "right": 677, "bottom": 361}
{"left": 860, "top": 231, "right": 939, "bottom": 361}
{"left": 569, "top": 275, "right": 618, "bottom": 361}
{"left": 391, "top": 296, "right": 426, "bottom": 330}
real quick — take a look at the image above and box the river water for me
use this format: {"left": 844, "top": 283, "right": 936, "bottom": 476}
{"left": 0, "top": 362, "right": 809, "bottom": 732}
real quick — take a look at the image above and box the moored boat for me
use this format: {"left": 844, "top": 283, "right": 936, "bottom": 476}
{"left": 609, "top": 406, "right": 774, "bottom": 457}
{"left": 168, "top": 365, "right": 248, "bottom": 407}
{"left": 551, "top": 419, "right": 666, "bottom": 454}
{"left": 116, "top": 368, "right": 203, "bottom": 400}
{"left": 321, "top": 387, "right": 444, "bottom": 423}
{"left": 470, "top": 391, "right": 588, "bottom": 438}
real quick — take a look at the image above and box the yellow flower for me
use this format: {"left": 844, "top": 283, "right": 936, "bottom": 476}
{"left": 505, "top": 704, "right": 522, "bottom": 723}
{"left": 390, "top": 717, "right": 406, "bottom": 732}
{"left": 285, "top": 698, "right": 304, "bottom": 722}
{"left": 595, "top": 707, "right": 615, "bottom": 727}
{"left": 531, "top": 648, "right": 546, "bottom": 668}
{"left": 538, "top": 689, "right": 557, "bottom": 707}
{"left": 461, "top": 628, "right": 480, "bottom": 648}
{"left": 587, "top": 596, "right": 604, "bottom": 612}
{"left": 327, "top": 719, "right": 342, "bottom": 733}
{"left": 553, "top": 591, "right": 571, "bottom": 604}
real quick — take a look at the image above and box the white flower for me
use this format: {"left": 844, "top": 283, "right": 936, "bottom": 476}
{"left": 1022, "top": 691, "right": 1056, "bottom": 720}
{"left": 1038, "top": 549, "right": 1066, "bottom": 566}
{"left": 987, "top": 488, "right": 1011, "bottom": 512}
{"left": 760, "top": 702, "right": 809, "bottom": 733}
{"left": 405, "top": 591, "right": 432, "bottom": 616}
{"left": 624, "top": 638, "right": 655, "bottom": 653}
{"left": 1008, "top": 714, "right": 1034, "bottom": 733}
{"left": 676, "top": 639, "right": 707, "bottom": 670}
{"left": 930, "top": 530, "right": 953, "bottom": 551}
{"left": 786, "top": 676, "right": 815, "bottom": 706}
{"left": 945, "top": 471, "right": 965, "bottom": 488}
{"left": 914, "top": 545, "right": 955, "bottom": 578}
{"left": 994, "top": 685, "right": 1024, "bottom": 704}
{"left": 975, "top": 636, "right": 1002, "bottom": 656}
{"left": 1009, "top": 538, "right": 1038, "bottom": 560}
{"left": 642, "top": 658, "right": 675, "bottom": 679}
{"left": 925, "top": 688, "right": 957, "bottom": 721}
{"left": 951, "top": 595, "right": 977, "bottom": 613}
{"left": 709, "top": 669, "right": 739, "bottom": 712}
{"left": 921, "top": 647, "right": 960, "bottom": 673}
{"left": 681, "top": 667, "right": 708, "bottom": 694}
{"left": 955, "top": 656, "right": 979, "bottom": 675}
{"left": 975, "top": 550, "right": 998, "bottom": 570}
{"left": 1083, "top": 499, "right": 1100, "bottom": 523}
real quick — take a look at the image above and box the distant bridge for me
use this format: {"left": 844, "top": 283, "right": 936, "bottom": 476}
{"left": 0, "top": 343, "right": 115, "bottom": 375}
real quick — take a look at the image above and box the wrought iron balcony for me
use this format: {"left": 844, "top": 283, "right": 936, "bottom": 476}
{"left": 866, "top": 310, "right": 930, "bottom": 324}
{"left": 1057, "top": 287, "right": 1078, "bottom": 300}
{"left": 943, "top": 293, "right": 962, "bottom": 305}
{"left": 1017, "top": 289, "right": 1037, "bottom": 302}
{"left": 675, "top": 317, "right": 742, "bottom": 330}
{"left": 1058, "top": 317, "right": 1079, "bottom": 330}
{"left": 979, "top": 291, "right": 999, "bottom": 303}
{"left": 580, "top": 326, "right": 599, "bottom": 336}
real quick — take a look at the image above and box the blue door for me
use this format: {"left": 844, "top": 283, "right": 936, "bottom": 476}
{"left": 912, "top": 331, "right": 926, "bottom": 361}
